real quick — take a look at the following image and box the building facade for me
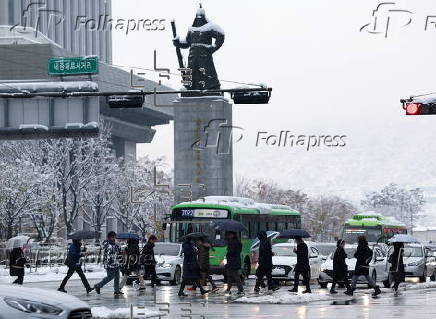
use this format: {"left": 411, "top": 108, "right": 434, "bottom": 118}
{"left": 0, "top": 0, "right": 112, "bottom": 63}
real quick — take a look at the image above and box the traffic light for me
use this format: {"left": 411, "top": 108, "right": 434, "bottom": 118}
{"left": 231, "top": 90, "right": 271, "bottom": 104}
{"left": 107, "top": 94, "right": 144, "bottom": 108}
{"left": 404, "top": 102, "right": 436, "bottom": 115}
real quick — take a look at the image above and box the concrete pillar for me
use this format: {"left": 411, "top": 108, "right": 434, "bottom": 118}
{"left": 173, "top": 96, "right": 233, "bottom": 204}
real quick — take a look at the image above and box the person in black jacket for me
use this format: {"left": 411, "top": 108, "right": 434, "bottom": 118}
{"left": 197, "top": 237, "right": 218, "bottom": 291}
{"left": 389, "top": 242, "right": 405, "bottom": 295}
{"left": 254, "top": 231, "right": 279, "bottom": 292}
{"left": 58, "top": 240, "right": 92, "bottom": 293}
{"left": 120, "top": 238, "right": 145, "bottom": 290}
{"left": 178, "top": 237, "right": 208, "bottom": 297}
{"left": 289, "top": 237, "right": 311, "bottom": 293}
{"left": 141, "top": 235, "right": 158, "bottom": 288}
{"left": 346, "top": 236, "right": 381, "bottom": 296}
{"left": 330, "top": 239, "right": 351, "bottom": 294}
{"left": 9, "top": 247, "right": 27, "bottom": 285}
{"left": 225, "top": 232, "right": 244, "bottom": 295}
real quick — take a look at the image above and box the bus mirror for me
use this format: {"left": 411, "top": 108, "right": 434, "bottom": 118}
{"left": 162, "top": 223, "right": 167, "bottom": 231}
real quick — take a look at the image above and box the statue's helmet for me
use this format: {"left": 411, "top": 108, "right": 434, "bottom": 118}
{"left": 192, "top": 3, "right": 208, "bottom": 27}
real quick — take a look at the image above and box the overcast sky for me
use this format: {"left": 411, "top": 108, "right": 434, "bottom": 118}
{"left": 112, "top": 0, "right": 436, "bottom": 222}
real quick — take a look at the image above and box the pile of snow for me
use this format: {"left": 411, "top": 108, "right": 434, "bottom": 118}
{"left": 91, "top": 306, "right": 162, "bottom": 319}
{"left": 235, "top": 290, "right": 333, "bottom": 304}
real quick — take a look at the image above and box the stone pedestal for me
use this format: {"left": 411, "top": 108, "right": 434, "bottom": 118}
{"left": 173, "top": 96, "right": 233, "bottom": 203}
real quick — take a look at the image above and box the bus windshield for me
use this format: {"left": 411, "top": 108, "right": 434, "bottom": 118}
{"left": 168, "top": 222, "right": 224, "bottom": 245}
{"left": 343, "top": 227, "right": 382, "bottom": 244}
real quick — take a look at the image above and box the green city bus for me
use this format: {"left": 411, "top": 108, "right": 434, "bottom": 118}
{"left": 163, "top": 196, "right": 301, "bottom": 276}
{"left": 342, "top": 212, "right": 407, "bottom": 244}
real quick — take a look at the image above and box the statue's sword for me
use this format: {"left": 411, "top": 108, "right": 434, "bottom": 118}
{"left": 171, "top": 20, "right": 185, "bottom": 69}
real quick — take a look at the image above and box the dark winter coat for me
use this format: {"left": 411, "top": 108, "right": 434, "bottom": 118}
{"left": 65, "top": 242, "right": 82, "bottom": 267}
{"left": 198, "top": 244, "right": 211, "bottom": 271}
{"left": 182, "top": 241, "right": 201, "bottom": 280}
{"left": 354, "top": 245, "right": 373, "bottom": 276}
{"left": 294, "top": 242, "right": 310, "bottom": 273}
{"left": 257, "top": 231, "right": 273, "bottom": 269}
{"left": 141, "top": 241, "right": 157, "bottom": 266}
{"left": 389, "top": 248, "right": 405, "bottom": 283}
{"left": 9, "top": 248, "right": 26, "bottom": 277}
{"left": 122, "top": 240, "right": 140, "bottom": 273}
{"left": 226, "top": 238, "right": 242, "bottom": 271}
{"left": 102, "top": 239, "right": 122, "bottom": 270}
{"left": 333, "top": 247, "right": 348, "bottom": 280}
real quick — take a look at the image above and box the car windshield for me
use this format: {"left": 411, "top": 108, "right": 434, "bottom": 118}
{"left": 154, "top": 243, "right": 180, "bottom": 256}
{"left": 272, "top": 246, "right": 297, "bottom": 257}
{"left": 403, "top": 246, "right": 423, "bottom": 257}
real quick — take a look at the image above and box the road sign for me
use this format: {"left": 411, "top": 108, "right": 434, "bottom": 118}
{"left": 48, "top": 56, "right": 99, "bottom": 76}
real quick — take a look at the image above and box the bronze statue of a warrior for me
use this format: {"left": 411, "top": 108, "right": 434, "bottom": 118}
{"left": 173, "top": 5, "right": 225, "bottom": 92}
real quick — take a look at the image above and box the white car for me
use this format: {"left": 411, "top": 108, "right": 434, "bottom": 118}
{"left": 318, "top": 244, "right": 391, "bottom": 288}
{"left": 154, "top": 242, "right": 183, "bottom": 285}
{"left": 398, "top": 243, "right": 435, "bottom": 282}
{"left": 271, "top": 242, "right": 323, "bottom": 282}
{"left": 0, "top": 284, "right": 91, "bottom": 319}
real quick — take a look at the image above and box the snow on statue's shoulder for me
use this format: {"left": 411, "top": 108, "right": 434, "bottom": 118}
{"left": 189, "top": 21, "right": 225, "bottom": 35}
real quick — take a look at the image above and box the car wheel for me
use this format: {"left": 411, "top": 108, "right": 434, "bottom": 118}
{"left": 369, "top": 271, "right": 377, "bottom": 289}
{"left": 419, "top": 268, "right": 427, "bottom": 283}
{"left": 430, "top": 273, "right": 436, "bottom": 282}
{"left": 170, "top": 266, "right": 181, "bottom": 286}
{"left": 318, "top": 280, "right": 328, "bottom": 289}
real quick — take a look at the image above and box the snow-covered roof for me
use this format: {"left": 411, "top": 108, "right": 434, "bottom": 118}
{"left": 181, "top": 196, "right": 296, "bottom": 214}
{"left": 0, "top": 81, "right": 98, "bottom": 93}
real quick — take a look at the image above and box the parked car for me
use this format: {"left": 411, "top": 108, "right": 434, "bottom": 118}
{"left": 425, "top": 248, "right": 436, "bottom": 281}
{"left": 0, "top": 284, "right": 91, "bottom": 319}
{"left": 318, "top": 244, "right": 390, "bottom": 288}
{"left": 398, "top": 243, "right": 434, "bottom": 282}
{"left": 270, "top": 242, "right": 323, "bottom": 283}
{"left": 154, "top": 242, "right": 183, "bottom": 285}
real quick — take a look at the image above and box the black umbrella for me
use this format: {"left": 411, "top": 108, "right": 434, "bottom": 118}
{"left": 180, "top": 232, "right": 209, "bottom": 242}
{"left": 214, "top": 220, "right": 247, "bottom": 233}
{"left": 116, "top": 232, "right": 140, "bottom": 240}
{"left": 278, "top": 229, "right": 311, "bottom": 239}
{"left": 67, "top": 230, "right": 99, "bottom": 240}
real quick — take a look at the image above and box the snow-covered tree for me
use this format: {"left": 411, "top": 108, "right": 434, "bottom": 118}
{"left": 361, "top": 183, "right": 425, "bottom": 229}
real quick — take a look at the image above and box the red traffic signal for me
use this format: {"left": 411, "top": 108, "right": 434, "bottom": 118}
{"left": 403, "top": 102, "right": 436, "bottom": 115}
{"left": 405, "top": 103, "right": 421, "bottom": 115}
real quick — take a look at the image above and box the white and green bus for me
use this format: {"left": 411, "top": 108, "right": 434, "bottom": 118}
{"left": 163, "top": 196, "right": 301, "bottom": 275}
{"left": 342, "top": 212, "right": 407, "bottom": 244}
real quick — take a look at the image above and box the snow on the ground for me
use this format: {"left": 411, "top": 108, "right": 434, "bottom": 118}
{"left": 91, "top": 306, "right": 162, "bottom": 319}
{"left": 236, "top": 282, "right": 436, "bottom": 304}
{"left": 0, "top": 265, "right": 106, "bottom": 284}
{"left": 235, "top": 290, "right": 333, "bottom": 304}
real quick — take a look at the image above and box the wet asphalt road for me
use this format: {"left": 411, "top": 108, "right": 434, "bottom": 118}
{"left": 26, "top": 278, "right": 436, "bottom": 319}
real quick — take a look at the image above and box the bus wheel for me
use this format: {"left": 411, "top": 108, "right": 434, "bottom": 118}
{"left": 243, "top": 258, "right": 251, "bottom": 277}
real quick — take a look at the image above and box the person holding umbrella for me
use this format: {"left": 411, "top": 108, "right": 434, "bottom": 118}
{"left": 346, "top": 236, "right": 381, "bottom": 296}
{"left": 289, "top": 236, "right": 311, "bottom": 294}
{"left": 254, "top": 231, "right": 279, "bottom": 293}
{"left": 178, "top": 236, "right": 209, "bottom": 297}
{"left": 330, "top": 239, "right": 351, "bottom": 294}
{"left": 197, "top": 237, "right": 218, "bottom": 292}
{"left": 389, "top": 242, "right": 405, "bottom": 296}
{"left": 9, "top": 246, "right": 28, "bottom": 285}
{"left": 94, "top": 231, "right": 123, "bottom": 296}
{"left": 120, "top": 238, "right": 145, "bottom": 290}
{"left": 58, "top": 239, "right": 93, "bottom": 293}
{"left": 225, "top": 232, "right": 245, "bottom": 295}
